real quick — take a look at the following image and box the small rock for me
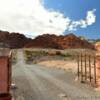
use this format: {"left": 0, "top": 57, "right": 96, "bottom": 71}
{"left": 11, "top": 83, "right": 17, "bottom": 89}
{"left": 59, "top": 93, "right": 68, "bottom": 98}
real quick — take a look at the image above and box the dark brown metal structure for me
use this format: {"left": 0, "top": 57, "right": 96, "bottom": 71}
{"left": 0, "top": 48, "right": 12, "bottom": 100}
{"left": 77, "top": 52, "right": 97, "bottom": 85}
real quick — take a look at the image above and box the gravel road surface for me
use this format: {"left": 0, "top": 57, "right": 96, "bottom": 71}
{"left": 12, "top": 50, "right": 100, "bottom": 100}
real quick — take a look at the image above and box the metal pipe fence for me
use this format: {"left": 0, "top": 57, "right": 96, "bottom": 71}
{"left": 77, "top": 53, "right": 97, "bottom": 86}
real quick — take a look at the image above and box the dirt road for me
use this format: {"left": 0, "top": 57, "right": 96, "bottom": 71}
{"left": 12, "top": 50, "right": 100, "bottom": 100}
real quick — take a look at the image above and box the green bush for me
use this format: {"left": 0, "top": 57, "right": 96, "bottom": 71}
{"left": 60, "top": 53, "right": 72, "bottom": 57}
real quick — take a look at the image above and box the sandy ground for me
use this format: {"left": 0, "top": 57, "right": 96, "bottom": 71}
{"left": 38, "top": 60, "right": 77, "bottom": 73}
{"left": 11, "top": 50, "right": 100, "bottom": 100}
{"left": 37, "top": 58, "right": 97, "bottom": 79}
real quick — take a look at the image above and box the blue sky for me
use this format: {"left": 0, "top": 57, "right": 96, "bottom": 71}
{"left": 43, "top": 0, "right": 100, "bottom": 39}
{"left": 0, "top": 0, "right": 99, "bottom": 39}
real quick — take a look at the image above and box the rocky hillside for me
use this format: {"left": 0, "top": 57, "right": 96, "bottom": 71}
{"left": 0, "top": 30, "right": 32, "bottom": 48}
{"left": 25, "top": 34, "right": 95, "bottom": 49}
{"left": 0, "top": 30, "right": 94, "bottom": 49}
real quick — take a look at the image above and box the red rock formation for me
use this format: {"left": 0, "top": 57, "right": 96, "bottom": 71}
{"left": 95, "top": 42, "right": 100, "bottom": 51}
{"left": 25, "top": 33, "right": 95, "bottom": 49}
{"left": 0, "top": 30, "right": 95, "bottom": 49}
{"left": 0, "top": 30, "right": 32, "bottom": 48}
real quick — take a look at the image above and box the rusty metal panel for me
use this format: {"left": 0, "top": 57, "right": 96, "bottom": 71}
{"left": 8, "top": 56, "right": 12, "bottom": 92}
{"left": 0, "top": 57, "right": 10, "bottom": 93}
{"left": 0, "top": 93, "right": 12, "bottom": 100}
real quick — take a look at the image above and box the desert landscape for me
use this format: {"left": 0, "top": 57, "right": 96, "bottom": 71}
{"left": 0, "top": 0, "right": 100, "bottom": 100}
{"left": 0, "top": 31, "right": 100, "bottom": 100}
{"left": 9, "top": 48, "right": 100, "bottom": 100}
{"left": 0, "top": 30, "right": 99, "bottom": 99}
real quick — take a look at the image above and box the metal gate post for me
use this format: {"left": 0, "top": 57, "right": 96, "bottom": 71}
{"left": 81, "top": 53, "right": 84, "bottom": 83}
{"left": 85, "top": 54, "right": 87, "bottom": 81}
{"left": 77, "top": 55, "right": 80, "bottom": 79}
{"left": 94, "top": 56, "right": 96, "bottom": 84}
{"left": 89, "top": 55, "right": 92, "bottom": 82}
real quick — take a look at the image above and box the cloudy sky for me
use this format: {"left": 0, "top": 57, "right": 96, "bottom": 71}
{"left": 0, "top": 0, "right": 99, "bottom": 39}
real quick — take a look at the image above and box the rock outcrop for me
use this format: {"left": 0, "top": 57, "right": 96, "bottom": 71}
{"left": 0, "top": 30, "right": 95, "bottom": 49}
{"left": 0, "top": 30, "right": 32, "bottom": 48}
{"left": 25, "top": 33, "right": 95, "bottom": 49}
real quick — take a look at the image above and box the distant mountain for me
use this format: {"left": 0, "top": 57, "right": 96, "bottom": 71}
{"left": 0, "top": 30, "right": 32, "bottom": 48}
{"left": 0, "top": 30, "right": 95, "bottom": 49}
{"left": 25, "top": 33, "right": 95, "bottom": 49}
{"left": 88, "top": 39, "right": 100, "bottom": 44}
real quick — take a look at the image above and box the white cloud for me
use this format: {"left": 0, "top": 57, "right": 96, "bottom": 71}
{"left": 0, "top": 0, "right": 70, "bottom": 36}
{"left": 68, "top": 9, "right": 96, "bottom": 31}
{"left": 86, "top": 9, "right": 96, "bottom": 25}
{"left": 0, "top": 0, "right": 96, "bottom": 37}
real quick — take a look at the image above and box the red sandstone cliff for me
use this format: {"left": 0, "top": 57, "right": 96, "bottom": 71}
{"left": 25, "top": 33, "right": 95, "bottom": 49}
{"left": 0, "top": 30, "right": 95, "bottom": 49}
{"left": 0, "top": 30, "right": 32, "bottom": 48}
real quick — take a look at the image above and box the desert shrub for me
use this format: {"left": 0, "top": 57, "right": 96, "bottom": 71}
{"left": 47, "top": 51, "right": 56, "bottom": 56}
{"left": 24, "top": 50, "right": 48, "bottom": 64}
{"left": 60, "top": 53, "right": 72, "bottom": 58}
{"left": 55, "top": 51, "right": 62, "bottom": 55}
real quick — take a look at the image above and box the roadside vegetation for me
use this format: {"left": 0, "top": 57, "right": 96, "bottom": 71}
{"left": 24, "top": 49, "right": 76, "bottom": 64}
{"left": 23, "top": 48, "right": 96, "bottom": 73}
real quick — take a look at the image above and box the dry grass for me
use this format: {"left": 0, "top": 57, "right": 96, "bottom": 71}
{"left": 23, "top": 48, "right": 97, "bottom": 72}
{"left": 38, "top": 60, "right": 77, "bottom": 72}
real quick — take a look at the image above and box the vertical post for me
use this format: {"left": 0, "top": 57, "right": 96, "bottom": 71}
{"left": 77, "top": 55, "right": 80, "bottom": 79}
{"left": 94, "top": 56, "right": 96, "bottom": 84}
{"left": 89, "top": 55, "right": 91, "bottom": 82}
{"left": 81, "top": 53, "right": 83, "bottom": 82}
{"left": 85, "top": 54, "right": 87, "bottom": 81}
